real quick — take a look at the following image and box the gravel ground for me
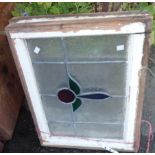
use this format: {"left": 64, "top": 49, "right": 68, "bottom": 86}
{"left": 3, "top": 47, "right": 155, "bottom": 153}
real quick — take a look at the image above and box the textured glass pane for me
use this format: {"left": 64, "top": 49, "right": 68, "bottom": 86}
{"left": 33, "top": 64, "right": 68, "bottom": 94}
{"left": 74, "top": 97, "right": 125, "bottom": 123}
{"left": 26, "top": 38, "right": 64, "bottom": 61}
{"left": 68, "top": 63, "right": 126, "bottom": 96}
{"left": 65, "top": 35, "right": 128, "bottom": 61}
{"left": 42, "top": 96, "right": 73, "bottom": 122}
{"left": 75, "top": 123, "right": 123, "bottom": 139}
{"left": 25, "top": 34, "right": 129, "bottom": 140}
{"left": 49, "top": 122, "right": 75, "bottom": 136}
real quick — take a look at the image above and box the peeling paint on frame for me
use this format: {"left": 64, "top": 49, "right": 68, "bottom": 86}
{"left": 5, "top": 12, "right": 152, "bottom": 152}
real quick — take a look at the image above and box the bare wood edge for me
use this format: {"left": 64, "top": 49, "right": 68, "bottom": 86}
{"left": 5, "top": 32, "right": 44, "bottom": 145}
{"left": 5, "top": 12, "right": 152, "bottom": 33}
{"left": 133, "top": 24, "right": 152, "bottom": 152}
{"left": 9, "top": 11, "right": 151, "bottom": 23}
{"left": 5, "top": 20, "right": 151, "bottom": 35}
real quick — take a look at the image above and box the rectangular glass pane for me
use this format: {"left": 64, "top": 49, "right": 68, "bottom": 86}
{"left": 26, "top": 38, "right": 64, "bottom": 62}
{"left": 49, "top": 122, "right": 123, "bottom": 139}
{"left": 64, "top": 34, "right": 128, "bottom": 61}
{"left": 49, "top": 122, "right": 75, "bottom": 137}
{"left": 75, "top": 123, "right": 123, "bottom": 139}
{"left": 32, "top": 64, "right": 68, "bottom": 94}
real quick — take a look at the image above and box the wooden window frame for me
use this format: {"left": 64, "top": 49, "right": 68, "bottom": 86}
{"left": 5, "top": 12, "right": 152, "bottom": 152}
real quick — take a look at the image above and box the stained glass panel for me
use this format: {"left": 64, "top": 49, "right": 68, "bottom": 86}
{"left": 26, "top": 34, "right": 128, "bottom": 140}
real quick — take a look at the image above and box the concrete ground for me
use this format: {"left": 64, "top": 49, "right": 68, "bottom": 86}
{"left": 3, "top": 47, "right": 155, "bottom": 153}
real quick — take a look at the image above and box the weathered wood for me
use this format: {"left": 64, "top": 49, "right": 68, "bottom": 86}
{"left": 9, "top": 11, "right": 151, "bottom": 21}
{"left": 0, "top": 3, "right": 24, "bottom": 140}
{"left": 6, "top": 12, "right": 152, "bottom": 34}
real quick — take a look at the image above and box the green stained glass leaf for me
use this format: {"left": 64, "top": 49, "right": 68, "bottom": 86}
{"left": 69, "top": 76, "right": 80, "bottom": 95}
{"left": 72, "top": 98, "right": 82, "bottom": 112}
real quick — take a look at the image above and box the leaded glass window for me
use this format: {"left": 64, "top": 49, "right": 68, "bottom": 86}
{"left": 6, "top": 12, "right": 152, "bottom": 152}
{"left": 26, "top": 35, "right": 127, "bottom": 139}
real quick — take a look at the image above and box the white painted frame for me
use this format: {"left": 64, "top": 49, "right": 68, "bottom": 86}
{"left": 6, "top": 15, "right": 148, "bottom": 152}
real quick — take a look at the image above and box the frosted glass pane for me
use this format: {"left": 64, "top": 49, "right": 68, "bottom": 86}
{"left": 68, "top": 63, "right": 126, "bottom": 96}
{"left": 42, "top": 96, "right": 73, "bottom": 122}
{"left": 74, "top": 97, "right": 125, "bottom": 123}
{"left": 25, "top": 34, "right": 129, "bottom": 140}
{"left": 75, "top": 123, "right": 123, "bottom": 139}
{"left": 26, "top": 35, "right": 128, "bottom": 62}
{"left": 65, "top": 35, "right": 128, "bottom": 61}
{"left": 26, "top": 38, "right": 64, "bottom": 61}
{"left": 33, "top": 64, "right": 68, "bottom": 94}
{"left": 49, "top": 122, "right": 75, "bottom": 136}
